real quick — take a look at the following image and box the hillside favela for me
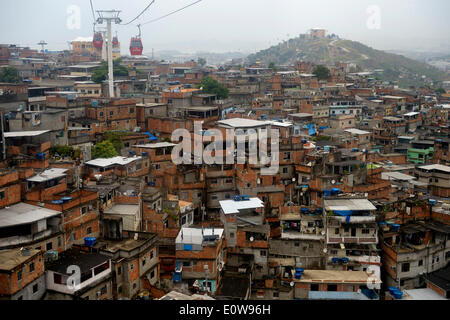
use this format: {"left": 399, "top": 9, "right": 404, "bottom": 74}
{"left": 0, "top": 0, "right": 449, "bottom": 304}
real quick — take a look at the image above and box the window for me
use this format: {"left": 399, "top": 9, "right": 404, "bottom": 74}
{"left": 150, "top": 250, "right": 154, "bottom": 260}
{"left": 0, "top": 191, "right": 5, "bottom": 200}
{"left": 260, "top": 250, "right": 267, "bottom": 257}
{"left": 118, "top": 286, "right": 122, "bottom": 294}
{"left": 282, "top": 167, "right": 288, "bottom": 174}
{"left": 150, "top": 270, "right": 155, "bottom": 279}
{"left": 130, "top": 108, "right": 134, "bottom": 114}
{"left": 100, "top": 285, "right": 107, "bottom": 295}
{"left": 81, "top": 207, "right": 87, "bottom": 215}
{"left": 117, "top": 266, "right": 122, "bottom": 275}
{"left": 295, "top": 242, "right": 300, "bottom": 247}
{"left": 401, "top": 263, "right": 410, "bottom": 273}
{"left": 32, "top": 284, "right": 38, "bottom": 293}
{"left": 29, "top": 262, "right": 35, "bottom": 273}
{"left": 362, "top": 229, "right": 370, "bottom": 234}
{"left": 58, "top": 237, "right": 62, "bottom": 247}
{"left": 230, "top": 232, "right": 235, "bottom": 238}
{"left": 99, "top": 112, "right": 104, "bottom": 117}
{"left": 46, "top": 242, "right": 53, "bottom": 250}
{"left": 142, "top": 257, "right": 146, "bottom": 266}
{"left": 273, "top": 291, "right": 279, "bottom": 298}
{"left": 87, "top": 227, "right": 92, "bottom": 235}
{"left": 130, "top": 264, "right": 134, "bottom": 270}
{"left": 18, "top": 270, "right": 22, "bottom": 281}
{"left": 335, "top": 228, "right": 340, "bottom": 235}
{"left": 110, "top": 111, "right": 114, "bottom": 116}
{"left": 310, "top": 284, "right": 319, "bottom": 291}
{"left": 327, "top": 284, "right": 338, "bottom": 292}
{"left": 418, "top": 260, "right": 423, "bottom": 266}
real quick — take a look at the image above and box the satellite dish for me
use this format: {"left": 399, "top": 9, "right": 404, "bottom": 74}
{"left": 290, "top": 282, "right": 294, "bottom": 287}
{"left": 250, "top": 237, "right": 254, "bottom": 242}
{"left": 323, "top": 248, "right": 328, "bottom": 253}
{"left": 331, "top": 180, "right": 336, "bottom": 184}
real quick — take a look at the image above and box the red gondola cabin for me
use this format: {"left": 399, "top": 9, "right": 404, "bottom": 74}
{"left": 93, "top": 32, "right": 103, "bottom": 49}
{"left": 129, "top": 37, "right": 143, "bottom": 56}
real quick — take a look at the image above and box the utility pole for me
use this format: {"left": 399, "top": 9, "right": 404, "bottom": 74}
{"left": 96, "top": 10, "right": 121, "bottom": 98}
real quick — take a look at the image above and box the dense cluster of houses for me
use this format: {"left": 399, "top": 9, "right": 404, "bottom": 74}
{"left": 0, "top": 41, "right": 449, "bottom": 300}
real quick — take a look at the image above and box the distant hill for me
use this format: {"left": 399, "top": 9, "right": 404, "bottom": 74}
{"left": 248, "top": 36, "right": 447, "bottom": 87}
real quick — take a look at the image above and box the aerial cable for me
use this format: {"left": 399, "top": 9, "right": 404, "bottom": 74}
{"left": 140, "top": 0, "right": 203, "bottom": 26}
{"left": 120, "top": 0, "right": 156, "bottom": 25}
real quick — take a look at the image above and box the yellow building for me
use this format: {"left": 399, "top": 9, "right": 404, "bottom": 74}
{"left": 74, "top": 81, "right": 102, "bottom": 98}
{"left": 71, "top": 36, "right": 121, "bottom": 60}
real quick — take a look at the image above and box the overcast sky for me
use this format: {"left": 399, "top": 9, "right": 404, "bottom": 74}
{"left": 1, "top": 0, "right": 449, "bottom": 55}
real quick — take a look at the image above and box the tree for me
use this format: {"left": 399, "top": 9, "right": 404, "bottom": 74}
{"left": 268, "top": 62, "right": 277, "bottom": 71}
{"left": 435, "top": 88, "right": 446, "bottom": 94}
{"left": 91, "top": 58, "right": 130, "bottom": 83}
{"left": 92, "top": 140, "right": 118, "bottom": 159}
{"left": 0, "top": 67, "right": 20, "bottom": 83}
{"left": 199, "top": 76, "right": 229, "bottom": 99}
{"left": 103, "top": 131, "right": 127, "bottom": 154}
{"left": 313, "top": 65, "right": 331, "bottom": 80}
{"left": 198, "top": 57, "right": 207, "bottom": 67}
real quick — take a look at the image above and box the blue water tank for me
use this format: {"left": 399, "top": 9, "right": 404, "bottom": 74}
{"left": 36, "top": 153, "right": 46, "bottom": 160}
{"left": 234, "top": 195, "right": 242, "bottom": 201}
{"left": 341, "top": 258, "right": 349, "bottom": 264}
{"left": 61, "top": 197, "right": 72, "bottom": 202}
{"left": 324, "top": 190, "right": 332, "bottom": 197}
{"left": 324, "top": 146, "right": 331, "bottom": 152}
{"left": 429, "top": 199, "right": 436, "bottom": 206}
{"left": 332, "top": 258, "right": 340, "bottom": 264}
{"left": 142, "top": 152, "right": 148, "bottom": 157}
{"left": 393, "top": 291, "right": 403, "bottom": 299}
{"left": 241, "top": 195, "right": 250, "bottom": 201}
{"left": 331, "top": 188, "right": 341, "bottom": 194}
{"left": 315, "top": 208, "right": 323, "bottom": 214}
{"left": 84, "top": 237, "right": 96, "bottom": 247}
{"left": 52, "top": 200, "right": 64, "bottom": 205}
{"left": 301, "top": 208, "right": 309, "bottom": 214}
{"left": 91, "top": 100, "right": 99, "bottom": 107}
{"left": 391, "top": 224, "right": 401, "bottom": 232}
{"left": 129, "top": 150, "right": 136, "bottom": 156}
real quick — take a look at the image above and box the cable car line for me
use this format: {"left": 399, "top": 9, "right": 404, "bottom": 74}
{"left": 140, "top": 0, "right": 203, "bottom": 26}
{"left": 120, "top": 0, "right": 156, "bottom": 26}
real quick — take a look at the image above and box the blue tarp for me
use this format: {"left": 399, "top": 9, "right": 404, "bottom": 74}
{"left": 144, "top": 132, "right": 158, "bottom": 142}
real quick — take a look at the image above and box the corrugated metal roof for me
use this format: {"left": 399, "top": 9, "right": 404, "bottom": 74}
{"left": 4, "top": 130, "right": 50, "bottom": 138}
{"left": 26, "top": 168, "right": 68, "bottom": 183}
{"left": 219, "top": 198, "right": 264, "bottom": 215}
{"left": 324, "top": 199, "right": 376, "bottom": 211}
{"left": 85, "top": 156, "right": 142, "bottom": 168}
{"left": 0, "top": 203, "right": 61, "bottom": 227}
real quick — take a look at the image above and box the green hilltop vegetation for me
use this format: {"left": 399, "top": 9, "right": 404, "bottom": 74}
{"left": 248, "top": 36, "right": 447, "bottom": 88}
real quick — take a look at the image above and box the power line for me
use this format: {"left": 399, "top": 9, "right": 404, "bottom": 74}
{"left": 89, "top": 0, "right": 96, "bottom": 23}
{"left": 141, "top": 0, "right": 203, "bottom": 26}
{"left": 120, "top": 0, "right": 156, "bottom": 25}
